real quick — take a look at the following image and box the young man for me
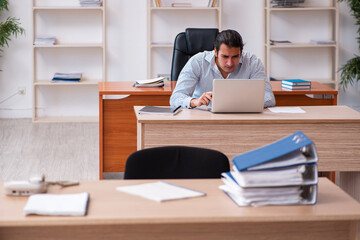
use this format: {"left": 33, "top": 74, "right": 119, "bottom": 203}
{"left": 170, "top": 29, "right": 276, "bottom": 109}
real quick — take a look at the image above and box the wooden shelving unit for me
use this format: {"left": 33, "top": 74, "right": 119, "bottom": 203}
{"left": 147, "top": 0, "right": 222, "bottom": 79}
{"left": 264, "top": 0, "right": 339, "bottom": 87}
{"left": 32, "top": 0, "right": 106, "bottom": 122}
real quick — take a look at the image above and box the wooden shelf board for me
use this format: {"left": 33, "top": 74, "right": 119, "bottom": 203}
{"left": 33, "top": 43, "right": 103, "bottom": 48}
{"left": 33, "top": 6, "right": 103, "bottom": 10}
{"left": 151, "top": 7, "right": 220, "bottom": 10}
{"left": 34, "top": 79, "right": 101, "bottom": 86}
{"left": 266, "top": 6, "right": 336, "bottom": 11}
{"left": 33, "top": 116, "right": 98, "bottom": 123}
{"left": 265, "top": 43, "right": 336, "bottom": 48}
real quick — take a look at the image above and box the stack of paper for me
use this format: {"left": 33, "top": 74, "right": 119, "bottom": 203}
{"left": 24, "top": 192, "right": 89, "bottom": 216}
{"left": 282, "top": 79, "right": 311, "bottom": 90}
{"left": 270, "top": 40, "right": 292, "bottom": 45}
{"left": 219, "top": 131, "right": 318, "bottom": 207}
{"left": 79, "top": 0, "right": 101, "bottom": 7}
{"left": 310, "top": 40, "right": 336, "bottom": 45}
{"left": 116, "top": 181, "right": 205, "bottom": 202}
{"left": 34, "top": 37, "right": 56, "bottom": 46}
{"left": 52, "top": 73, "right": 82, "bottom": 82}
{"left": 134, "top": 77, "right": 164, "bottom": 88}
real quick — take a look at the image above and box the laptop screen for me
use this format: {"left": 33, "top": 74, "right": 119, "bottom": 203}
{"left": 211, "top": 79, "right": 265, "bottom": 113}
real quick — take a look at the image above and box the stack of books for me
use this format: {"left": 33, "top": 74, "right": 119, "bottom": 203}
{"left": 134, "top": 77, "right": 164, "bottom": 88}
{"left": 79, "top": 0, "right": 101, "bottom": 7}
{"left": 282, "top": 79, "right": 311, "bottom": 90}
{"left": 34, "top": 37, "right": 56, "bottom": 46}
{"left": 219, "top": 131, "right": 318, "bottom": 207}
{"left": 52, "top": 73, "right": 82, "bottom": 82}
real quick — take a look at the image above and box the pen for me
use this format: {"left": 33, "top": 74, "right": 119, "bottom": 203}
{"left": 173, "top": 105, "right": 181, "bottom": 112}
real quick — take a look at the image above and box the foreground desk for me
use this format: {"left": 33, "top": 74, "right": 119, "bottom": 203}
{"left": 135, "top": 105, "right": 360, "bottom": 200}
{"left": 99, "top": 81, "right": 336, "bottom": 178}
{"left": 98, "top": 81, "right": 176, "bottom": 179}
{"left": 271, "top": 81, "right": 338, "bottom": 106}
{"left": 1, "top": 178, "right": 360, "bottom": 240}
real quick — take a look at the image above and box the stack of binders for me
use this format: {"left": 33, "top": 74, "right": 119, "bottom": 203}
{"left": 281, "top": 79, "right": 311, "bottom": 90}
{"left": 219, "top": 131, "right": 318, "bottom": 207}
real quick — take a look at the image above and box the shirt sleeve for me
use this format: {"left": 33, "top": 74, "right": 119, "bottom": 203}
{"left": 249, "top": 56, "right": 276, "bottom": 108}
{"left": 169, "top": 54, "right": 202, "bottom": 108}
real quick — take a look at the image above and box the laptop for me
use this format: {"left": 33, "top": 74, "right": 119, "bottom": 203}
{"left": 210, "top": 79, "right": 265, "bottom": 113}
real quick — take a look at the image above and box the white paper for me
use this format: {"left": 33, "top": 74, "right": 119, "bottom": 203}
{"left": 268, "top": 107, "right": 306, "bottom": 113}
{"left": 24, "top": 192, "right": 89, "bottom": 216}
{"left": 116, "top": 181, "right": 205, "bottom": 202}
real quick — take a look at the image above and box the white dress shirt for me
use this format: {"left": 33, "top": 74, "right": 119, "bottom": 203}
{"left": 170, "top": 50, "right": 276, "bottom": 108}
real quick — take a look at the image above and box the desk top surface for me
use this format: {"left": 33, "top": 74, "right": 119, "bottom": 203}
{"left": 98, "top": 81, "right": 336, "bottom": 96}
{"left": 1, "top": 178, "right": 360, "bottom": 227}
{"left": 135, "top": 105, "right": 360, "bottom": 123}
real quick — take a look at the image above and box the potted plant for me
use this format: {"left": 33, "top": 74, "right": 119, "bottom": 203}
{"left": 338, "top": 0, "right": 360, "bottom": 89}
{"left": 0, "top": 0, "right": 25, "bottom": 59}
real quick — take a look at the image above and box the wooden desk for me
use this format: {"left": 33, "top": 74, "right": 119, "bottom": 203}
{"left": 1, "top": 178, "right": 359, "bottom": 240}
{"left": 99, "top": 81, "right": 336, "bottom": 178}
{"left": 271, "top": 81, "right": 338, "bottom": 106}
{"left": 135, "top": 105, "right": 360, "bottom": 200}
{"left": 98, "top": 81, "right": 176, "bottom": 179}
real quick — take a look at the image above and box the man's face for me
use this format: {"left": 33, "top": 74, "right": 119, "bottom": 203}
{"left": 214, "top": 44, "right": 241, "bottom": 74}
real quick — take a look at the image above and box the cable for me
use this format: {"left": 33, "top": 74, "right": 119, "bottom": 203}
{"left": 0, "top": 91, "right": 18, "bottom": 105}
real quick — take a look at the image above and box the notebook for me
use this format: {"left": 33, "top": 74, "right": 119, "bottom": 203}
{"left": 210, "top": 79, "right": 265, "bottom": 113}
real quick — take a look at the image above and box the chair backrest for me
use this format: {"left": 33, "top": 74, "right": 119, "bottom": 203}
{"left": 170, "top": 28, "right": 219, "bottom": 81}
{"left": 124, "top": 146, "right": 229, "bottom": 179}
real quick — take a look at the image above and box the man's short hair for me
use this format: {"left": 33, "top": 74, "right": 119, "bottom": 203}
{"left": 214, "top": 29, "right": 244, "bottom": 52}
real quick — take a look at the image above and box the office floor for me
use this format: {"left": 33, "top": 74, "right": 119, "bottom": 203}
{"left": 0, "top": 119, "right": 100, "bottom": 181}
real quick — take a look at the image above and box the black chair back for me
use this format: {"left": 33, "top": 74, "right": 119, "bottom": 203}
{"left": 124, "top": 146, "right": 229, "bottom": 179}
{"left": 170, "top": 28, "right": 219, "bottom": 81}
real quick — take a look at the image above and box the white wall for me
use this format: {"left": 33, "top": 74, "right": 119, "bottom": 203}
{"left": 0, "top": 0, "right": 358, "bottom": 118}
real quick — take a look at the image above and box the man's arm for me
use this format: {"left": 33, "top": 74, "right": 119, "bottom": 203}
{"left": 249, "top": 56, "right": 276, "bottom": 108}
{"left": 170, "top": 55, "right": 202, "bottom": 108}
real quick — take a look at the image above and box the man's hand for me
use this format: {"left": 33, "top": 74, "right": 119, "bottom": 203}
{"left": 190, "top": 91, "right": 213, "bottom": 108}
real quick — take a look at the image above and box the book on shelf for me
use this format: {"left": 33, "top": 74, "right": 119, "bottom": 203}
{"left": 79, "top": 0, "right": 101, "bottom": 7}
{"left": 219, "top": 131, "right": 318, "bottom": 207}
{"left": 210, "top": 0, "right": 217, "bottom": 7}
{"left": 138, "top": 105, "right": 182, "bottom": 115}
{"left": 154, "top": 0, "right": 162, "bottom": 7}
{"left": 51, "top": 73, "right": 82, "bottom": 82}
{"left": 270, "top": 40, "right": 292, "bottom": 45}
{"left": 34, "top": 37, "right": 56, "bottom": 46}
{"left": 172, "top": 3, "right": 192, "bottom": 7}
{"left": 134, "top": 77, "right": 165, "bottom": 88}
{"left": 310, "top": 40, "right": 336, "bottom": 45}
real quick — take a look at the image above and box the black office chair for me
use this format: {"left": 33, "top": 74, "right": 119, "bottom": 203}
{"left": 170, "top": 28, "right": 219, "bottom": 81}
{"left": 124, "top": 146, "right": 229, "bottom": 179}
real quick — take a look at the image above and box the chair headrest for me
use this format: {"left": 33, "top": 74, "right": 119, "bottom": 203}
{"left": 185, "top": 28, "right": 219, "bottom": 55}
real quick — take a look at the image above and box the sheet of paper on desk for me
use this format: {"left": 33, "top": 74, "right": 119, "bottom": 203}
{"left": 23, "top": 192, "right": 89, "bottom": 216}
{"left": 116, "top": 181, "right": 206, "bottom": 202}
{"left": 268, "top": 107, "right": 306, "bottom": 113}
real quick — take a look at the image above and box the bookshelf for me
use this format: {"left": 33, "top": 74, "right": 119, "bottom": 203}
{"left": 264, "top": 0, "right": 339, "bottom": 88}
{"left": 147, "top": 0, "right": 222, "bottom": 79}
{"left": 32, "top": 0, "right": 106, "bottom": 122}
